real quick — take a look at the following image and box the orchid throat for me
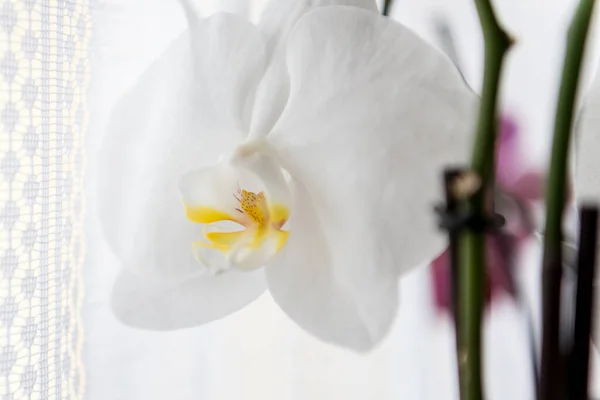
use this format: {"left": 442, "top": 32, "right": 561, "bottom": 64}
{"left": 180, "top": 153, "right": 291, "bottom": 272}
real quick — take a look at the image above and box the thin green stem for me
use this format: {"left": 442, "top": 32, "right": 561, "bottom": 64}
{"left": 460, "top": 1, "right": 511, "bottom": 400}
{"left": 543, "top": 0, "right": 596, "bottom": 261}
{"left": 382, "top": 0, "right": 393, "bottom": 16}
{"left": 470, "top": 1, "right": 512, "bottom": 177}
{"left": 540, "top": 0, "right": 596, "bottom": 399}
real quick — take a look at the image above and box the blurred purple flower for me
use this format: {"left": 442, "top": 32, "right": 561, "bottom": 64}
{"left": 430, "top": 114, "right": 545, "bottom": 314}
{"left": 496, "top": 116, "right": 545, "bottom": 203}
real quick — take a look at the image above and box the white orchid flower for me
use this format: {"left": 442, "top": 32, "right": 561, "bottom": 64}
{"left": 98, "top": 0, "right": 476, "bottom": 351}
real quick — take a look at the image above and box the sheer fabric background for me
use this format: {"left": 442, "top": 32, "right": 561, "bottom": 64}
{"left": 84, "top": 0, "right": 600, "bottom": 399}
{"left": 0, "top": 1, "right": 88, "bottom": 398}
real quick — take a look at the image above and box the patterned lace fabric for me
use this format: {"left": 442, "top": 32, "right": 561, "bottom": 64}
{"left": 0, "top": 0, "right": 88, "bottom": 398}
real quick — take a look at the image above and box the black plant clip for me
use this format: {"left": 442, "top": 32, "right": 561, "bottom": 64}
{"left": 435, "top": 169, "right": 505, "bottom": 235}
{"left": 435, "top": 204, "right": 505, "bottom": 234}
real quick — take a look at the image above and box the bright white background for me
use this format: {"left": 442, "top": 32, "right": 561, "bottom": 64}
{"left": 84, "top": 1, "right": 600, "bottom": 399}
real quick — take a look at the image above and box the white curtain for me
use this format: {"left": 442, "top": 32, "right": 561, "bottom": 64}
{"left": 0, "top": 0, "right": 89, "bottom": 398}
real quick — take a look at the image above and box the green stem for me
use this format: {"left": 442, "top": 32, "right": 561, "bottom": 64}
{"left": 543, "top": 0, "right": 596, "bottom": 263}
{"left": 382, "top": 0, "right": 393, "bottom": 16}
{"left": 540, "top": 0, "right": 596, "bottom": 399}
{"left": 459, "top": 2, "right": 511, "bottom": 400}
{"left": 470, "top": 1, "right": 512, "bottom": 177}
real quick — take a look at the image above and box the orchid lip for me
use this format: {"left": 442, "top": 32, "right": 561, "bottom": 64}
{"left": 180, "top": 161, "right": 291, "bottom": 272}
{"left": 185, "top": 189, "right": 290, "bottom": 271}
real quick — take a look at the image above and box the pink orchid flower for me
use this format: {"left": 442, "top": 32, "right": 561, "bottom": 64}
{"left": 430, "top": 114, "right": 545, "bottom": 314}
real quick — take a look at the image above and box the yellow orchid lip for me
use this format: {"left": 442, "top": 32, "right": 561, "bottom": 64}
{"left": 184, "top": 188, "right": 290, "bottom": 262}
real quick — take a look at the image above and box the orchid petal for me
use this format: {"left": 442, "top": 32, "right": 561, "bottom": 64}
{"left": 495, "top": 115, "right": 545, "bottom": 200}
{"left": 429, "top": 234, "right": 517, "bottom": 314}
{"left": 505, "top": 171, "right": 545, "bottom": 201}
{"left": 187, "top": 13, "right": 267, "bottom": 132}
{"left": 487, "top": 234, "right": 518, "bottom": 302}
{"left": 274, "top": 8, "right": 476, "bottom": 270}
{"left": 496, "top": 114, "right": 521, "bottom": 189}
{"left": 249, "top": 0, "right": 378, "bottom": 138}
{"left": 430, "top": 249, "right": 452, "bottom": 312}
{"left": 266, "top": 181, "right": 398, "bottom": 351}
{"left": 265, "top": 7, "right": 476, "bottom": 350}
{"left": 258, "top": 0, "right": 378, "bottom": 54}
{"left": 111, "top": 269, "right": 267, "bottom": 330}
{"left": 98, "top": 14, "right": 266, "bottom": 280}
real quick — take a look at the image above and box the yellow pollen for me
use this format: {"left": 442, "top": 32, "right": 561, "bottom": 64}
{"left": 239, "top": 189, "right": 269, "bottom": 230}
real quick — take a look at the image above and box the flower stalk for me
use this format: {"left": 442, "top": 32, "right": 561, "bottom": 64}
{"left": 382, "top": 0, "right": 393, "bottom": 16}
{"left": 567, "top": 206, "right": 598, "bottom": 400}
{"left": 540, "top": 0, "right": 596, "bottom": 399}
{"left": 460, "top": 1, "right": 512, "bottom": 400}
